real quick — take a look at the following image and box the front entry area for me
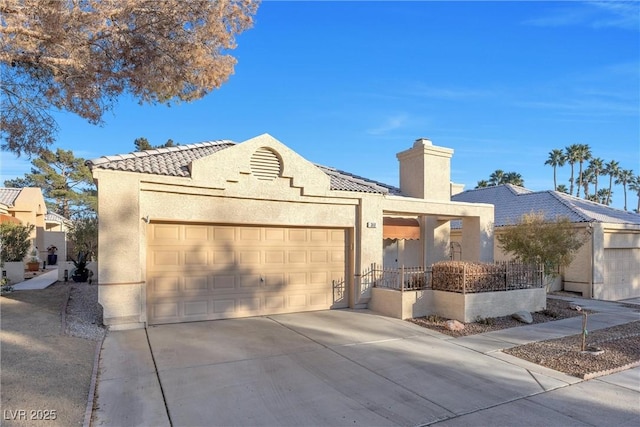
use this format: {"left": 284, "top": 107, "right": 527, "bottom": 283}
{"left": 146, "top": 223, "right": 348, "bottom": 324}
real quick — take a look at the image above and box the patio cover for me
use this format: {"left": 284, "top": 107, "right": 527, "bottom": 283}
{"left": 383, "top": 217, "right": 420, "bottom": 240}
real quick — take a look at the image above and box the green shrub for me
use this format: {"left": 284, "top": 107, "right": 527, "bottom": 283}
{"left": 0, "top": 222, "right": 34, "bottom": 262}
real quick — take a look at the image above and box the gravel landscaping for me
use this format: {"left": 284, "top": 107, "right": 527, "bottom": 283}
{"left": 408, "top": 298, "right": 587, "bottom": 337}
{"left": 408, "top": 297, "right": 640, "bottom": 379}
{"left": 504, "top": 321, "right": 640, "bottom": 379}
{"left": 64, "top": 281, "right": 106, "bottom": 341}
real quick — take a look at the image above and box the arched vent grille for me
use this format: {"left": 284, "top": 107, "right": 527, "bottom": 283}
{"left": 250, "top": 147, "right": 282, "bottom": 181}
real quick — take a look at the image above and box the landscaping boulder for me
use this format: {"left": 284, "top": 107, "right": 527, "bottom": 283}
{"left": 445, "top": 320, "right": 465, "bottom": 331}
{"left": 512, "top": 311, "right": 533, "bottom": 324}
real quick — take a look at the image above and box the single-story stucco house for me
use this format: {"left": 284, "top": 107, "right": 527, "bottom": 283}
{"left": 88, "top": 134, "right": 496, "bottom": 329}
{"left": 0, "top": 187, "right": 48, "bottom": 259}
{"left": 451, "top": 184, "right": 640, "bottom": 301}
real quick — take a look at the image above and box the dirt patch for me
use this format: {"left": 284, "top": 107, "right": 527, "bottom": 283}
{"left": 408, "top": 298, "right": 585, "bottom": 337}
{"left": 504, "top": 321, "right": 640, "bottom": 378}
{"left": 0, "top": 282, "right": 101, "bottom": 427}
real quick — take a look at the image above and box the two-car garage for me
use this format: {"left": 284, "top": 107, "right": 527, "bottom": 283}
{"left": 146, "top": 223, "right": 349, "bottom": 325}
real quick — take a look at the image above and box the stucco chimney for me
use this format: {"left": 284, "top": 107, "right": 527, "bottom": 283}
{"left": 396, "top": 138, "right": 454, "bottom": 200}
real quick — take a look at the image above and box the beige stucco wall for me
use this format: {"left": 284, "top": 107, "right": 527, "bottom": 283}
{"left": 93, "top": 135, "right": 496, "bottom": 328}
{"left": 10, "top": 188, "right": 47, "bottom": 258}
{"left": 43, "top": 231, "right": 66, "bottom": 265}
{"left": 370, "top": 287, "right": 546, "bottom": 322}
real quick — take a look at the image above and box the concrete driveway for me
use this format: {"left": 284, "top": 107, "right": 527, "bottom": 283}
{"left": 95, "top": 309, "right": 639, "bottom": 426}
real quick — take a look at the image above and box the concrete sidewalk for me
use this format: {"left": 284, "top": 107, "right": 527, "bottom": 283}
{"left": 11, "top": 267, "right": 59, "bottom": 290}
{"left": 94, "top": 299, "right": 639, "bottom": 427}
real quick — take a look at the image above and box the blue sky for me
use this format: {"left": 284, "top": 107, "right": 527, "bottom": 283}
{"left": 2, "top": 0, "right": 639, "bottom": 210}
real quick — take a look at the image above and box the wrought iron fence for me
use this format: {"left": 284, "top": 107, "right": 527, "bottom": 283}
{"left": 368, "top": 261, "right": 542, "bottom": 293}
{"left": 365, "top": 263, "right": 432, "bottom": 291}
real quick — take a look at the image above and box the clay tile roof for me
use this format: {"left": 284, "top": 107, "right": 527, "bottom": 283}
{"left": 452, "top": 184, "right": 640, "bottom": 226}
{"left": 0, "top": 188, "right": 22, "bottom": 207}
{"left": 45, "top": 212, "right": 72, "bottom": 225}
{"left": 87, "top": 140, "right": 402, "bottom": 195}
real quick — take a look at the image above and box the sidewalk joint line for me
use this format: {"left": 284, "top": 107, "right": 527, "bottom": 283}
{"left": 146, "top": 328, "right": 174, "bottom": 427}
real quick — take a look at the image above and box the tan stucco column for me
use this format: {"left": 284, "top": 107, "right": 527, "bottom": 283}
{"left": 95, "top": 171, "right": 145, "bottom": 327}
{"left": 461, "top": 216, "right": 494, "bottom": 262}
{"left": 422, "top": 216, "right": 451, "bottom": 266}
{"left": 591, "top": 223, "right": 605, "bottom": 296}
{"left": 356, "top": 197, "right": 383, "bottom": 306}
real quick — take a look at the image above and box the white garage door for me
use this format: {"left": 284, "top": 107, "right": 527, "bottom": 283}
{"left": 147, "top": 223, "right": 348, "bottom": 324}
{"left": 602, "top": 248, "right": 640, "bottom": 300}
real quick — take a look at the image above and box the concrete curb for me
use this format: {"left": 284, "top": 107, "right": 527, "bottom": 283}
{"left": 583, "top": 360, "right": 640, "bottom": 380}
{"left": 84, "top": 333, "right": 106, "bottom": 427}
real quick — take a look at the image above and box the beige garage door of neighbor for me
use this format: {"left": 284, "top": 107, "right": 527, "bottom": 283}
{"left": 602, "top": 248, "right": 640, "bottom": 300}
{"left": 146, "top": 223, "right": 348, "bottom": 325}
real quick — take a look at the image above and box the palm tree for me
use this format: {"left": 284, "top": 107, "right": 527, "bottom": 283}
{"left": 581, "top": 167, "right": 594, "bottom": 199}
{"left": 604, "top": 160, "right": 620, "bottom": 205}
{"left": 628, "top": 175, "right": 640, "bottom": 213}
{"left": 556, "top": 184, "right": 568, "bottom": 194}
{"left": 544, "top": 149, "right": 566, "bottom": 191}
{"left": 488, "top": 170, "right": 505, "bottom": 186}
{"left": 503, "top": 172, "right": 524, "bottom": 187}
{"left": 597, "top": 188, "right": 612, "bottom": 205}
{"left": 588, "top": 157, "right": 604, "bottom": 195}
{"left": 574, "top": 144, "right": 591, "bottom": 198}
{"left": 615, "top": 169, "right": 634, "bottom": 211}
{"left": 475, "top": 180, "right": 489, "bottom": 189}
{"left": 565, "top": 144, "right": 580, "bottom": 196}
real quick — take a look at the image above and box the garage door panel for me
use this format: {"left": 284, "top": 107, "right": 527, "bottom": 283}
{"left": 212, "top": 275, "right": 236, "bottom": 289}
{"left": 184, "top": 225, "right": 209, "bottom": 240}
{"left": 147, "top": 224, "right": 348, "bottom": 324}
{"left": 184, "top": 300, "right": 208, "bottom": 316}
{"left": 184, "top": 250, "right": 208, "bottom": 266}
{"left": 600, "top": 248, "right": 640, "bottom": 300}
{"left": 265, "top": 251, "right": 285, "bottom": 264}
{"left": 183, "top": 276, "right": 209, "bottom": 292}
{"left": 152, "top": 250, "right": 181, "bottom": 266}
{"left": 239, "top": 251, "right": 261, "bottom": 265}
{"left": 149, "top": 276, "right": 180, "bottom": 294}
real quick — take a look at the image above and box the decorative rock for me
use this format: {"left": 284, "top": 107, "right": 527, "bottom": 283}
{"left": 445, "top": 320, "right": 465, "bottom": 331}
{"left": 581, "top": 346, "right": 604, "bottom": 356}
{"left": 569, "top": 304, "right": 582, "bottom": 311}
{"left": 512, "top": 311, "right": 533, "bottom": 324}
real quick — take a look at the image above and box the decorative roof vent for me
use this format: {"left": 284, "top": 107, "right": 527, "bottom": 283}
{"left": 250, "top": 147, "right": 282, "bottom": 181}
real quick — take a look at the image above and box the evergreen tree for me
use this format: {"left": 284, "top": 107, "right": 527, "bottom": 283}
{"left": 4, "top": 148, "right": 96, "bottom": 218}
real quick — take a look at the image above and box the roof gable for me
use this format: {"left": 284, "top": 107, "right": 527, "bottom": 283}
{"left": 452, "top": 184, "right": 640, "bottom": 226}
{"left": 88, "top": 134, "right": 401, "bottom": 195}
{"left": 0, "top": 188, "right": 22, "bottom": 206}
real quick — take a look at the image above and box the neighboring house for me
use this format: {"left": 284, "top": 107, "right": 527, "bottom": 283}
{"left": 44, "top": 212, "right": 71, "bottom": 264}
{"left": 88, "top": 134, "right": 494, "bottom": 329}
{"left": 0, "top": 187, "right": 47, "bottom": 260}
{"left": 451, "top": 184, "right": 640, "bottom": 301}
{"left": 45, "top": 211, "right": 72, "bottom": 232}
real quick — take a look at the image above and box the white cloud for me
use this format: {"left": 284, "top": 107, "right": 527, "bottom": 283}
{"left": 524, "top": 1, "right": 639, "bottom": 31}
{"left": 366, "top": 114, "right": 409, "bottom": 136}
{"left": 410, "top": 84, "right": 494, "bottom": 100}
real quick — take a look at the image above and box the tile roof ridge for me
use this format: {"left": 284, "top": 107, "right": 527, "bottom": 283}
{"left": 87, "top": 139, "right": 235, "bottom": 167}
{"left": 315, "top": 164, "right": 398, "bottom": 194}
{"left": 547, "top": 191, "right": 595, "bottom": 222}
{"left": 504, "top": 184, "right": 532, "bottom": 195}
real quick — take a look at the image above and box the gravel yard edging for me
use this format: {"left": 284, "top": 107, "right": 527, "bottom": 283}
{"left": 60, "top": 285, "right": 72, "bottom": 335}
{"left": 583, "top": 360, "right": 640, "bottom": 380}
